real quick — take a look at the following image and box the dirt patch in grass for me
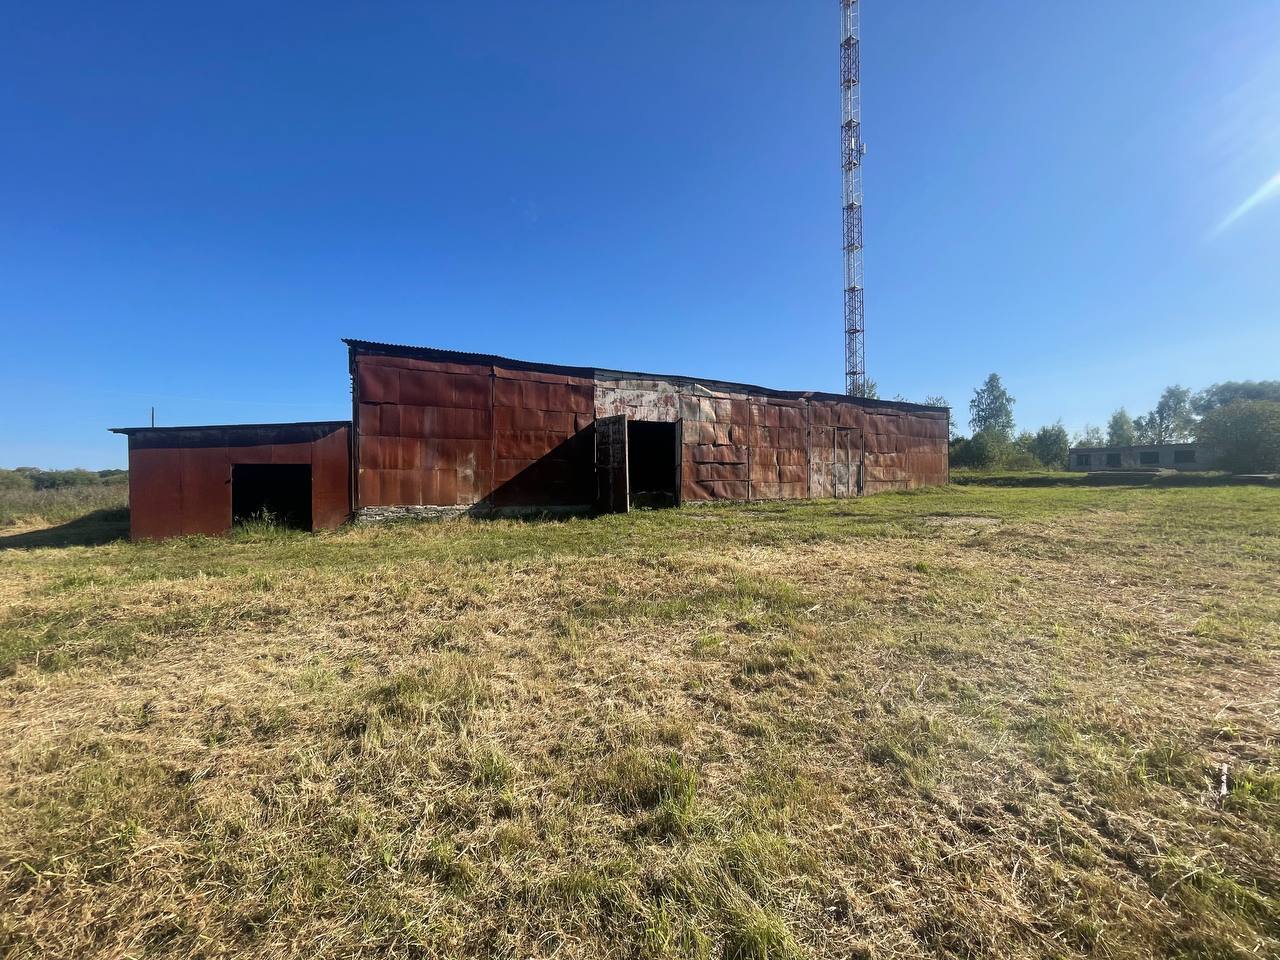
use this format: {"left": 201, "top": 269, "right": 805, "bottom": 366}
{"left": 1, "top": 482, "right": 1278, "bottom": 958}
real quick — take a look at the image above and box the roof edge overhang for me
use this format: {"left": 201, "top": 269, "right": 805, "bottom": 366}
{"left": 110, "top": 420, "right": 350, "bottom": 437}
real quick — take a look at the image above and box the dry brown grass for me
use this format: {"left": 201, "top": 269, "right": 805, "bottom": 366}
{"left": 1, "top": 481, "right": 1278, "bottom": 958}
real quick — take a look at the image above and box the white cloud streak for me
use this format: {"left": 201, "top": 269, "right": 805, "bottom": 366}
{"left": 1211, "top": 169, "right": 1280, "bottom": 237}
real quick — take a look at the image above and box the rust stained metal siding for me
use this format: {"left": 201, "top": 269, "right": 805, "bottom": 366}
{"left": 351, "top": 346, "right": 597, "bottom": 510}
{"left": 597, "top": 372, "right": 949, "bottom": 502}
{"left": 109, "top": 422, "right": 352, "bottom": 540}
{"left": 491, "top": 365, "right": 595, "bottom": 508}
{"left": 346, "top": 340, "right": 950, "bottom": 509}
{"left": 352, "top": 353, "right": 495, "bottom": 508}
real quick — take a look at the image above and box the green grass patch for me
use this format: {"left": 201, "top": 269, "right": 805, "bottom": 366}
{"left": 2, "top": 479, "right": 1279, "bottom": 958}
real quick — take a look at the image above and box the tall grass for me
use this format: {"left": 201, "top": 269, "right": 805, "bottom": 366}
{"left": 0, "top": 480, "right": 128, "bottom": 526}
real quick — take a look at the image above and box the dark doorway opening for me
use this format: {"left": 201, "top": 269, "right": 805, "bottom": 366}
{"left": 627, "top": 421, "right": 679, "bottom": 509}
{"left": 232, "top": 464, "right": 312, "bottom": 529}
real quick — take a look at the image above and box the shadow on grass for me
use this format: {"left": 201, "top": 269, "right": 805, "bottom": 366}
{"left": 0, "top": 509, "right": 130, "bottom": 549}
{"left": 954, "top": 471, "right": 1278, "bottom": 489}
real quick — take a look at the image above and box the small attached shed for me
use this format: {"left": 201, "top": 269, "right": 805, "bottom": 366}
{"left": 110, "top": 421, "right": 351, "bottom": 540}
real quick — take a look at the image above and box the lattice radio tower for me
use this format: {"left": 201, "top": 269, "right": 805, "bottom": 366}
{"left": 840, "top": 0, "right": 867, "bottom": 396}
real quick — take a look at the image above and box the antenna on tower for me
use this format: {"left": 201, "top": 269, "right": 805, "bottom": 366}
{"left": 840, "top": 0, "right": 867, "bottom": 397}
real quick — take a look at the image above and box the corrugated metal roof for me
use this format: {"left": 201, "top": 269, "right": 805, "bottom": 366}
{"left": 342, "top": 339, "right": 949, "bottom": 414}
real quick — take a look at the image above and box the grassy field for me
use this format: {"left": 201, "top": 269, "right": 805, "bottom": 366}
{"left": 1, "top": 478, "right": 1278, "bottom": 959}
{"left": 0, "top": 480, "right": 128, "bottom": 537}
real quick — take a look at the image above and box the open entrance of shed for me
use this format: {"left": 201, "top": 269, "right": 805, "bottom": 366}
{"left": 232, "top": 464, "right": 312, "bottom": 530}
{"left": 627, "top": 420, "right": 680, "bottom": 509}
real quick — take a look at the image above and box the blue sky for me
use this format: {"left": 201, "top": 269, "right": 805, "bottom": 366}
{"left": 3, "top": 1, "right": 1278, "bottom": 468}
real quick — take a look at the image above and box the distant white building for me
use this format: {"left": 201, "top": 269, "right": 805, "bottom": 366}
{"left": 1067, "top": 442, "right": 1211, "bottom": 471}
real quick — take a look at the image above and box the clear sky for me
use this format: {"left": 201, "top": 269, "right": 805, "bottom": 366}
{"left": 3, "top": 1, "right": 1278, "bottom": 468}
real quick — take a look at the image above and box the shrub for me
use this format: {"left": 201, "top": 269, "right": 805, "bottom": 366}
{"left": 1007, "top": 432, "right": 1045, "bottom": 470}
{"left": 5, "top": 468, "right": 128, "bottom": 491}
{"left": 1197, "top": 400, "right": 1280, "bottom": 473}
{"left": 31, "top": 469, "right": 106, "bottom": 490}
{"left": 1002, "top": 448, "right": 1042, "bottom": 471}
{"left": 0, "top": 470, "right": 32, "bottom": 491}
{"left": 953, "top": 423, "right": 1068, "bottom": 471}
{"left": 950, "top": 430, "right": 1005, "bottom": 469}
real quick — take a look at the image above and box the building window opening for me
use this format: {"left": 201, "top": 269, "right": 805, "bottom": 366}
{"left": 1106, "top": 453, "right": 1122, "bottom": 467}
{"left": 232, "top": 464, "right": 312, "bottom": 529}
{"left": 1173, "top": 449, "right": 1196, "bottom": 464}
{"left": 1076, "top": 453, "right": 1092, "bottom": 468}
{"left": 627, "top": 421, "right": 679, "bottom": 509}
{"left": 1139, "top": 451, "right": 1161, "bottom": 465}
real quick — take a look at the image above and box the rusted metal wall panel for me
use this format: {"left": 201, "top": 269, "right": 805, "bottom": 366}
{"left": 747, "top": 398, "right": 810, "bottom": 501}
{"left": 269, "top": 443, "right": 314, "bottom": 465}
{"left": 312, "top": 426, "right": 353, "bottom": 530}
{"left": 357, "top": 363, "right": 399, "bottom": 404}
{"left": 118, "top": 423, "right": 351, "bottom": 540}
{"left": 491, "top": 368, "right": 594, "bottom": 508}
{"left": 860, "top": 408, "right": 950, "bottom": 494}
{"left": 353, "top": 353, "right": 594, "bottom": 510}
{"left": 128, "top": 447, "right": 184, "bottom": 540}
{"left": 356, "top": 356, "right": 494, "bottom": 507}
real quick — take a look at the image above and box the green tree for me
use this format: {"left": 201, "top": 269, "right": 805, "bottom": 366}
{"left": 1106, "top": 408, "right": 1137, "bottom": 447}
{"left": 1135, "top": 386, "right": 1195, "bottom": 444}
{"left": 969, "top": 374, "right": 1015, "bottom": 440}
{"left": 1074, "top": 425, "right": 1105, "bottom": 446}
{"left": 1030, "top": 422, "right": 1070, "bottom": 468}
{"left": 861, "top": 378, "right": 879, "bottom": 400}
{"left": 1193, "top": 380, "right": 1280, "bottom": 415}
{"left": 1197, "top": 401, "right": 1280, "bottom": 473}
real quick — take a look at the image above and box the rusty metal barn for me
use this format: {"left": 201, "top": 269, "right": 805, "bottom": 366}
{"left": 113, "top": 340, "right": 949, "bottom": 539}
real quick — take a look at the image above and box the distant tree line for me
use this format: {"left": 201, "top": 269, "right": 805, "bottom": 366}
{"left": 0, "top": 467, "right": 128, "bottom": 491}
{"left": 941, "top": 377, "right": 1280, "bottom": 473}
{"left": 943, "top": 374, "right": 1070, "bottom": 470}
